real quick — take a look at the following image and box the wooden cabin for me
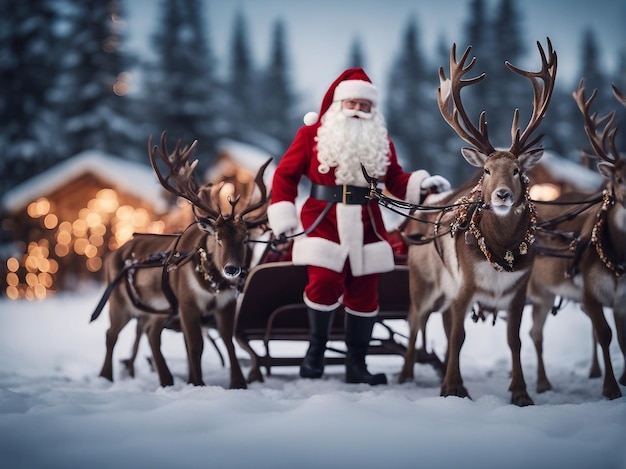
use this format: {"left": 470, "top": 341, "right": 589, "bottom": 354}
{"left": 528, "top": 151, "right": 602, "bottom": 200}
{"left": 0, "top": 151, "right": 170, "bottom": 300}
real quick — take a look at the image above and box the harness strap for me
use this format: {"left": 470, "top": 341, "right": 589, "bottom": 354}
{"left": 90, "top": 263, "right": 132, "bottom": 322}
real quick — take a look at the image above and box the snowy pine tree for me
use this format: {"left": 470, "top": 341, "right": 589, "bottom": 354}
{"left": 142, "top": 0, "right": 219, "bottom": 174}
{"left": 0, "top": 0, "right": 60, "bottom": 195}
{"left": 49, "top": 0, "right": 140, "bottom": 162}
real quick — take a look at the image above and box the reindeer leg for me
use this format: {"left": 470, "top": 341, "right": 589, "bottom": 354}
{"left": 399, "top": 304, "right": 420, "bottom": 384}
{"left": 440, "top": 309, "right": 451, "bottom": 373}
{"left": 180, "top": 302, "right": 206, "bottom": 386}
{"left": 235, "top": 331, "right": 264, "bottom": 384}
{"left": 99, "top": 302, "right": 131, "bottom": 382}
{"left": 507, "top": 292, "right": 533, "bottom": 406}
{"left": 440, "top": 301, "right": 469, "bottom": 399}
{"left": 589, "top": 324, "right": 602, "bottom": 379}
{"left": 145, "top": 315, "right": 174, "bottom": 387}
{"left": 214, "top": 301, "right": 247, "bottom": 390}
{"left": 613, "top": 309, "right": 626, "bottom": 386}
{"left": 120, "top": 314, "right": 147, "bottom": 378}
{"left": 580, "top": 306, "right": 603, "bottom": 379}
{"left": 584, "top": 298, "right": 621, "bottom": 399}
{"left": 529, "top": 297, "right": 553, "bottom": 393}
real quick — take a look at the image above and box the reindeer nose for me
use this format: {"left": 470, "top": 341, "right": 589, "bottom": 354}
{"left": 223, "top": 264, "right": 242, "bottom": 278}
{"left": 496, "top": 189, "right": 512, "bottom": 201}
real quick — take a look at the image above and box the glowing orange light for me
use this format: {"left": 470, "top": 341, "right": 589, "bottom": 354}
{"left": 44, "top": 213, "right": 58, "bottom": 229}
{"left": 7, "top": 258, "right": 19, "bottom": 272}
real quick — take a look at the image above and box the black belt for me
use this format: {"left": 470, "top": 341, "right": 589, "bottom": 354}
{"left": 310, "top": 183, "right": 372, "bottom": 205}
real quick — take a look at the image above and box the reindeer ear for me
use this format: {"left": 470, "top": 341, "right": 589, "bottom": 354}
{"left": 461, "top": 147, "right": 488, "bottom": 167}
{"left": 597, "top": 161, "right": 614, "bottom": 179}
{"left": 197, "top": 219, "right": 216, "bottom": 234}
{"left": 518, "top": 148, "right": 543, "bottom": 172}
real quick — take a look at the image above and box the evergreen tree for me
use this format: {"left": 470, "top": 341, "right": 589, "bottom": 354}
{"left": 462, "top": 0, "right": 491, "bottom": 123}
{"left": 488, "top": 0, "right": 528, "bottom": 148}
{"left": 50, "top": 0, "right": 139, "bottom": 161}
{"left": 385, "top": 16, "right": 433, "bottom": 172}
{"left": 143, "top": 0, "right": 218, "bottom": 173}
{"left": 613, "top": 47, "right": 626, "bottom": 152}
{"left": 569, "top": 28, "right": 612, "bottom": 161}
{"left": 0, "top": 0, "right": 60, "bottom": 195}
{"left": 227, "top": 10, "right": 256, "bottom": 144}
{"left": 347, "top": 37, "right": 366, "bottom": 69}
{"left": 258, "top": 19, "right": 297, "bottom": 158}
{"left": 433, "top": 33, "right": 476, "bottom": 186}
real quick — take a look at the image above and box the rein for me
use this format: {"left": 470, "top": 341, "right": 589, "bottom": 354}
{"left": 90, "top": 221, "right": 249, "bottom": 322}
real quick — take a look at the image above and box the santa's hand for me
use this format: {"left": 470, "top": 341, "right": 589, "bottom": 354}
{"left": 420, "top": 175, "right": 451, "bottom": 196}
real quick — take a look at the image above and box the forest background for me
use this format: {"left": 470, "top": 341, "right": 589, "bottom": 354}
{"left": 1, "top": 0, "right": 624, "bottom": 206}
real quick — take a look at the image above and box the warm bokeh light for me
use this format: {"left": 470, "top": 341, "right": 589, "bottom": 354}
{"left": 530, "top": 183, "right": 560, "bottom": 201}
{"left": 8, "top": 186, "right": 164, "bottom": 300}
{"left": 44, "top": 213, "right": 58, "bottom": 229}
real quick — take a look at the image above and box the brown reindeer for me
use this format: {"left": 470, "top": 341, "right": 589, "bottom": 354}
{"left": 527, "top": 82, "right": 625, "bottom": 399}
{"left": 95, "top": 133, "right": 271, "bottom": 388}
{"left": 398, "top": 39, "right": 557, "bottom": 406}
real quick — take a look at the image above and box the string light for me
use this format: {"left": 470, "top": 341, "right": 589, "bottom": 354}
{"left": 6, "top": 188, "right": 164, "bottom": 300}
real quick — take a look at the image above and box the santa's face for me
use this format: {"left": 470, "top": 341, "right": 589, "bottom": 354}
{"left": 342, "top": 99, "right": 373, "bottom": 117}
{"left": 316, "top": 101, "right": 390, "bottom": 185}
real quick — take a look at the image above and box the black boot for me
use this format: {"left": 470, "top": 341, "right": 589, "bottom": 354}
{"left": 345, "top": 314, "right": 387, "bottom": 385}
{"left": 300, "top": 308, "right": 335, "bottom": 379}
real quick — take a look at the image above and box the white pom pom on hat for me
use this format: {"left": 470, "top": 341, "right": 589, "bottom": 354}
{"left": 303, "top": 111, "right": 319, "bottom": 126}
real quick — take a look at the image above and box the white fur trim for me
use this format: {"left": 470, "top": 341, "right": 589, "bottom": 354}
{"left": 267, "top": 201, "right": 298, "bottom": 237}
{"left": 291, "top": 204, "right": 394, "bottom": 275}
{"left": 303, "top": 111, "right": 319, "bottom": 126}
{"left": 333, "top": 80, "right": 378, "bottom": 106}
{"left": 345, "top": 307, "right": 379, "bottom": 317}
{"left": 303, "top": 293, "right": 341, "bottom": 311}
{"left": 337, "top": 204, "right": 364, "bottom": 274}
{"left": 406, "top": 169, "right": 430, "bottom": 204}
{"left": 292, "top": 236, "right": 347, "bottom": 272}
{"left": 361, "top": 241, "right": 395, "bottom": 275}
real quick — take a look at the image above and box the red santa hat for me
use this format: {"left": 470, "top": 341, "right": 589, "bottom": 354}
{"left": 303, "top": 68, "right": 379, "bottom": 126}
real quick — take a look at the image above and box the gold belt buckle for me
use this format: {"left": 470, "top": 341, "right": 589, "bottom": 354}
{"left": 342, "top": 184, "right": 351, "bottom": 204}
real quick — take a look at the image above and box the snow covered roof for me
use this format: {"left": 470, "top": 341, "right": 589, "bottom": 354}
{"left": 205, "top": 139, "right": 275, "bottom": 184}
{"left": 1, "top": 150, "right": 169, "bottom": 215}
{"left": 538, "top": 151, "right": 603, "bottom": 192}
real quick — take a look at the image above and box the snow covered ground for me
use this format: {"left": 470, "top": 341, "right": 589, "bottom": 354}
{"left": 0, "top": 287, "right": 624, "bottom": 469}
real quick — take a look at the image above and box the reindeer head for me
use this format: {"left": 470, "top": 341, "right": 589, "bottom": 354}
{"left": 573, "top": 82, "right": 626, "bottom": 208}
{"left": 438, "top": 39, "right": 557, "bottom": 216}
{"left": 148, "top": 132, "right": 271, "bottom": 280}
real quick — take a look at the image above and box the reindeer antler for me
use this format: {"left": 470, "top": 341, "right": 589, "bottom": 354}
{"left": 612, "top": 83, "right": 626, "bottom": 107}
{"left": 437, "top": 44, "right": 495, "bottom": 155}
{"left": 238, "top": 158, "right": 272, "bottom": 227}
{"left": 438, "top": 38, "right": 557, "bottom": 158}
{"left": 148, "top": 131, "right": 221, "bottom": 219}
{"left": 573, "top": 80, "right": 620, "bottom": 165}
{"left": 506, "top": 38, "right": 557, "bottom": 155}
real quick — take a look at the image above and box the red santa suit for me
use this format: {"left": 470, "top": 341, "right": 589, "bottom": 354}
{"left": 267, "top": 68, "right": 431, "bottom": 315}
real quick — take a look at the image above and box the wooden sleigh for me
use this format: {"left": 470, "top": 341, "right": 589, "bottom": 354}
{"left": 233, "top": 251, "right": 445, "bottom": 382}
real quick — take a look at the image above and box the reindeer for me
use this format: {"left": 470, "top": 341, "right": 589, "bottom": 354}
{"left": 527, "top": 82, "right": 625, "bottom": 399}
{"left": 94, "top": 132, "right": 270, "bottom": 388}
{"left": 398, "top": 39, "right": 557, "bottom": 406}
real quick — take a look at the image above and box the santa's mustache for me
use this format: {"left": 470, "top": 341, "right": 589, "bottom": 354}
{"left": 341, "top": 108, "right": 373, "bottom": 119}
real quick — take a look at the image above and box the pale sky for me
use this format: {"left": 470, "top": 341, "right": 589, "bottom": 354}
{"left": 126, "top": 0, "right": 624, "bottom": 111}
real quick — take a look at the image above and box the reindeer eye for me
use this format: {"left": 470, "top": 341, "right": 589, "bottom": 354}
{"left": 484, "top": 168, "right": 490, "bottom": 175}
{"left": 513, "top": 168, "right": 519, "bottom": 176}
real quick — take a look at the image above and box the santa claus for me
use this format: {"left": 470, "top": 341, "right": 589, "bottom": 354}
{"left": 267, "top": 68, "right": 450, "bottom": 385}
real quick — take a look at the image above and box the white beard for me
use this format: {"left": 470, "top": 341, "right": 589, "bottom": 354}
{"left": 315, "top": 102, "right": 391, "bottom": 185}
